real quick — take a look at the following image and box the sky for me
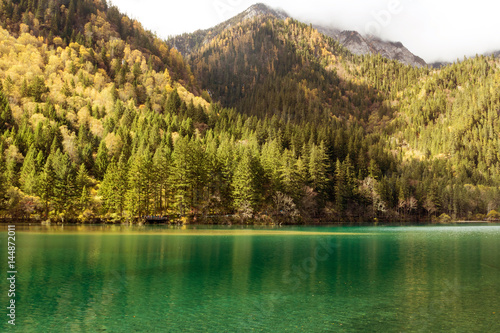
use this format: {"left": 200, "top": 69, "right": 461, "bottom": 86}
{"left": 112, "top": 0, "right": 500, "bottom": 63}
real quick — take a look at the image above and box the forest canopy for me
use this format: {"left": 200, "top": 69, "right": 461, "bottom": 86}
{"left": 0, "top": 0, "right": 500, "bottom": 223}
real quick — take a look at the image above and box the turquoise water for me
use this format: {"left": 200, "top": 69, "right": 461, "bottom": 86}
{"left": 1, "top": 224, "right": 499, "bottom": 332}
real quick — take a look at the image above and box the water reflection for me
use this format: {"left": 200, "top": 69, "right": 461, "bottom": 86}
{"left": 0, "top": 225, "right": 498, "bottom": 332}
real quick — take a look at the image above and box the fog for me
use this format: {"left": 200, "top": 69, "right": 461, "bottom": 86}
{"left": 113, "top": 0, "right": 500, "bottom": 63}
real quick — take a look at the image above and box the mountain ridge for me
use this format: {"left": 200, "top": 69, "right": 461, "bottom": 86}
{"left": 169, "top": 3, "right": 286, "bottom": 56}
{"left": 315, "top": 27, "right": 427, "bottom": 67}
{"left": 171, "top": 3, "right": 426, "bottom": 67}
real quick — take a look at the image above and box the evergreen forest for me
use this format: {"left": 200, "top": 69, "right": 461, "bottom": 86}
{"left": 1, "top": 0, "right": 500, "bottom": 223}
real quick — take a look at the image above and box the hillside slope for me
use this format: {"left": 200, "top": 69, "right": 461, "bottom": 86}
{"left": 0, "top": 0, "right": 198, "bottom": 91}
{"left": 1, "top": 1, "right": 500, "bottom": 223}
{"left": 180, "top": 4, "right": 500, "bottom": 221}
{"left": 171, "top": 3, "right": 426, "bottom": 68}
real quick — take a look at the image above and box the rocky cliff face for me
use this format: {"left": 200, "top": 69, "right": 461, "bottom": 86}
{"left": 315, "top": 27, "right": 426, "bottom": 67}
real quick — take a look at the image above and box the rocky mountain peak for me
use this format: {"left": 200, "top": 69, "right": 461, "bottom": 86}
{"left": 315, "top": 26, "right": 426, "bottom": 67}
{"left": 243, "top": 3, "right": 288, "bottom": 20}
{"left": 172, "top": 3, "right": 427, "bottom": 67}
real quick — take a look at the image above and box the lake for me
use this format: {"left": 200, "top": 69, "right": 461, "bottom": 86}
{"left": 1, "top": 224, "right": 499, "bottom": 332}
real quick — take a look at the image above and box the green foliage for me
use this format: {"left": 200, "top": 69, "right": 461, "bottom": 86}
{"left": 37, "top": 158, "right": 55, "bottom": 217}
{"left": 437, "top": 213, "right": 452, "bottom": 223}
{"left": 21, "top": 77, "right": 49, "bottom": 102}
{"left": 19, "top": 145, "right": 37, "bottom": 195}
{"left": 0, "top": 2, "right": 499, "bottom": 223}
{"left": 486, "top": 210, "right": 500, "bottom": 221}
{"left": 232, "top": 149, "right": 261, "bottom": 211}
{"left": 95, "top": 141, "right": 109, "bottom": 179}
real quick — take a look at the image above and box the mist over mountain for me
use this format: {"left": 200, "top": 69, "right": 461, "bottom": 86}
{"left": 489, "top": 50, "right": 500, "bottom": 58}
{"left": 171, "top": 3, "right": 426, "bottom": 67}
{"left": 315, "top": 27, "right": 426, "bottom": 67}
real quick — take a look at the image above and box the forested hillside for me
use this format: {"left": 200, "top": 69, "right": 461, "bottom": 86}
{"left": 182, "top": 9, "right": 500, "bottom": 222}
{"left": 0, "top": 0, "right": 197, "bottom": 90}
{"left": 0, "top": 0, "right": 499, "bottom": 223}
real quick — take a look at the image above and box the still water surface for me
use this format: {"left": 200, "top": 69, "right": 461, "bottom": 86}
{"left": 1, "top": 224, "right": 499, "bottom": 332}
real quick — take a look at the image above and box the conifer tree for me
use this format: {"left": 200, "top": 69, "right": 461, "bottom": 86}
{"left": 232, "top": 149, "right": 260, "bottom": 212}
{"left": 95, "top": 140, "right": 109, "bottom": 179}
{"left": 80, "top": 186, "right": 91, "bottom": 213}
{"left": 126, "top": 150, "right": 154, "bottom": 216}
{"left": 309, "top": 142, "right": 329, "bottom": 195}
{"left": 19, "top": 145, "right": 38, "bottom": 195}
{"left": 76, "top": 164, "right": 89, "bottom": 194}
{"left": 38, "top": 158, "right": 56, "bottom": 218}
{"left": 52, "top": 150, "right": 77, "bottom": 215}
{"left": 334, "top": 159, "right": 345, "bottom": 213}
{"left": 170, "top": 137, "right": 195, "bottom": 215}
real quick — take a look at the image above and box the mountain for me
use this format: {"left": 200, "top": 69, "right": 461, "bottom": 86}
{"left": 1, "top": 0, "right": 500, "bottom": 224}
{"left": 240, "top": 2, "right": 288, "bottom": 21}
{"left": 0, "top": 0, "right": 215, "bottom": 220}
{"left": 187, "top": 10, "right": 388, "bottom": 123}
{"left": 178, "top": 2, "right": 500, "bottom": 221}
{"left": 315, "top": 28, "right": 427, "bottom": 67}
{"left": 171, "top": 3, "right": 426, "bottom": 68}
{"left": 182, "top": 3, "right": 429, "bottom": 123}
{"left": 170, "top": 3, "right": 288, "bottom": 56}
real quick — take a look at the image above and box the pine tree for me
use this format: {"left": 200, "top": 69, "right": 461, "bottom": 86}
{"left": 280, "top": 149, "right": 299, "bottom": 199}
{"left": 38, "top": 158, "right": 56, "bottom": 218}
{"left": 115, "top": 154, "right": 129, "bottom": 216}
{"left": 190, "top": 140, "right": 208, "bottom": 215}
{"left": 0, "top": 91, "right": 13, "bottom": 131}
{"left": 309, "top": 141, "right": 329, "bottom": 195}
{"left": 334, "top": 159, "right": 345, "bottom": 213}
{"left": 100, "top": 160, "right": 117, "bottom": 212}
{"left": 80, "top": 186, "right": 90, "bottom": 212}
{"left": 76, "top": 164, "right": 89, "bottom": 194}
{"left": 126, "top": 151, "right": 153, "bottom": 217}
{"left": 261, "top": 139, "right": 282, "bottom": 192}
{"left": 343, "top": 155, "right": 357, "bottom": 202}
{"left": 95, "top": 140, "right": 109, "bottom": 179}
{"left": 19, "top": 145, "right": 38, "bottom": 195}
{"left": 166, "top": 90, "right": 182, "bottom": 112}
{"left": 232, "top": 149, "right": 260, "bottom": 212}
{"left": 368, "top": 159, "right": 381, "bottom": 180}
{"left": 52, "top": 150, "right": 77, "bottom": 215}
{"left": 170, "top": 137, "right": 195, "bottom": 215}
{"left": 152, "top": 147, "right": 171, "bottom": 214}
{"left": 101, "top": 154, "right": 129, "bottom": 216}
{"left": 215, "top": 136, "right": 235, "bottom": 214}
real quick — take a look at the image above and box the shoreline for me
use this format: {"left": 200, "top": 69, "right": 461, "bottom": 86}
{"left": 0, "top": 217, "right": 496, "bottom": 226}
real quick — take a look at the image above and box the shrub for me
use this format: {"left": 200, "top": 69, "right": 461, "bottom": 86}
{"left": 438, "top": 213, "right": 452, "bottom": 223}
{"left": 486, "top": 210, "right": 500, "bottom": 221}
